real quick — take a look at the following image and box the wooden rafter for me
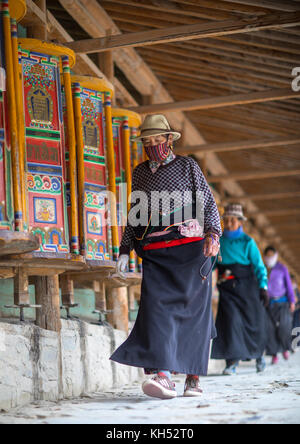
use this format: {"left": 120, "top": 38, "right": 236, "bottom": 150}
{"left": 130, "top": 89, "right": 300, "bottom": 114}
{"left": 175, "top": 136, "right": 300, "bottom": 155}
{"left": 208, "top": 169, "right": 300, "bottom": 183}
{"left": 226, "top": 191, "right": 300, "bottom": 202}
{"left": 65, "top": 11, "right": 300, "bottom": 54}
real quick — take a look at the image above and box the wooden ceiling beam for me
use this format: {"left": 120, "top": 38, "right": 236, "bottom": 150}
{"left": 208, "top": 169, "right": 300, "bottom": 183}
{"left": 139, "top": 46, "right": 291, "bottom": 83}
{"left": 171, "top": 0, "right": 270, "bottom": 15}
{"left": 226, "top": 191, "right": 300, "bottom": 202}
{"left": 65, "top": 11, "right": 300, "bottom": 54}
{"left": 130, "top": 88, "right": 300, "bottom": 114}
{"left": 222, "top": 0, "right": 300, "bottom": 12}
{"left": 141, "top": 53, "right": 287, "bottom": 89}
{"left": 148, "top": 62, "right": 274, "bottom": 92}
{"left": 176, "top": 136, "right": 300, "bottom": 155}
{"left": 100, "top": 0, "right": 241, "bottom": 21}
{"left": 138, "top": 45, "right": 291, "bottom": 80}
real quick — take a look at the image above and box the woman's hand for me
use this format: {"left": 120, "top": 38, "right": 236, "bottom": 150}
{"left": 203, "top": 234, "right": 220, "bottom": 257}
{"left": 290, "top": 303, "right": 296, "bottom": 314}
{"left": 116, "top": 254, "right": 129, "bottom": 279}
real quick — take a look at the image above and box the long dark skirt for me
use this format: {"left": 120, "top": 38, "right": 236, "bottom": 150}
{"left": 266, "top": 302, "right": 293, "bottom": 356}
{"left": 211, "top": 264, "right": 267, "bottom": 361}
{"left": 293, "top": 309, "right": 300, "bottom": 329}
{"left": 110, "top": 239, "right": 216, "bottom": 376}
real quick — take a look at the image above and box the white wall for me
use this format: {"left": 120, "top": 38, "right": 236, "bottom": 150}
{"left": 0, "top": 320, "right": 143, "bottom": 411}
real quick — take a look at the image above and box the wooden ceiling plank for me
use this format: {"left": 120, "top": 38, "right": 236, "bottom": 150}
{"left": 141, "top": 54, "right": 288, "bottom": 89}
{"left": 226, "top": 191, "right": 300, "bottom": 202}
{"left": 101, "top": 0, "right": 242, "bottom": 21}
{"left": 221, "top": 0, "right": 300, "bottom": 12}
{"left": 138, "top": 45, "right": 291, "bottom": 80}
{"left": 176, "top": 136, "right": 300, "bottom": 155}
{"left": 130, "top": 88, "right": 300, "bottom": 114}
{"left": 64, "top": 11, "right": 300, "bottom": 54}
{"left": 208, "top": 169, "right": 300, "bottom": 183}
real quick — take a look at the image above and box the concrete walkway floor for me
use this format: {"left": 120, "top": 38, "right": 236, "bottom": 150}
{"left": 1, "top": 351, "right": 300, "bottom": 424}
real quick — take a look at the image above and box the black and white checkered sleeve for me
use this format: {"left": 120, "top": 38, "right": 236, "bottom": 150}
{"left": 119, "top": 167, "right": 140, "bottom": 256}
{"left": 189, "top": 158, "right": 222, "bottom": 238}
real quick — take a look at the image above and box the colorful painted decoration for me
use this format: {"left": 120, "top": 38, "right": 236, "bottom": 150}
{"left": 63, "top": 76, "right": 114, "bottom": 261}
{"left": 111, "top": 109, "right": 141, "bottom": 272}
{"left": 0, "top": 8, "right": 14, "bottom": 231}
{"left": 19, "top": 40, "right": 73, "bottom": 254}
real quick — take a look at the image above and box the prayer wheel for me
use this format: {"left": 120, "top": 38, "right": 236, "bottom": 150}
{"left": 68, "top": 75, "right": 115, "bottom": 261}
{"left": 7, "top": 0, "right": 26, "bottom": 22}
{"left": 18, "top": 38, "right": 76, "bottom": 255}
{"left": 111, "top": 109, "right": 141, "bottom": 272}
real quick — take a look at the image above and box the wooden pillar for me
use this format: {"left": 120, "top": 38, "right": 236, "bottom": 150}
{"left": 73, "top": 82, "right": 85, "bottom": 256}
{"left": 60, "top": 274, "right": 74, "bottom": 307}
{"left": 27, "top": 0, "right": 47, "bottom": 41}
{"left": 11, "top": 19, "right": 27, "bottom": 229}
{"left": 14, "top": 268, "right": 29, "bottom": 305}
{"left": 98, "top": 31, "right": 115, "bottom": 104}
{"left": 200, "top": 154, "right": 208, "bottom": 180}
{"left": 104, "top": 92, "right": 119, "bottom": 261}
{"left": 94, "top": 280, "right": 106, "bottom": 312}
{"left": 106, "top": 287, "right": 128, "bottom": 333}
{"left": 2, "top": 0, "right": 23, "bottom": 231}
{"left": 62, "top": 56, "right": 79, "bottom": 254}
{"left": 35, "top": 275, "right": 61, "bottom": 333}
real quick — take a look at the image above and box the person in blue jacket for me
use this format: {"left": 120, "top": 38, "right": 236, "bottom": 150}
{"left": 211, "top": 204, "right": 269, "bottom": 375}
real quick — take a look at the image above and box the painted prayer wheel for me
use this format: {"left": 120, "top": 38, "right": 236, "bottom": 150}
{"left": 68, "top": 75, "right": 115, "bottom": 261}
{"left": 8, "top": 0, "right": 26, "bottom": 22}
{"left": 0, "top": 1, "right": 39, "bottom": 255}
{"left": 111, "top": 109, "right": 141, "bottom": 272}
{"left": 18, "top": 38, "right": 76, "bottom": 255}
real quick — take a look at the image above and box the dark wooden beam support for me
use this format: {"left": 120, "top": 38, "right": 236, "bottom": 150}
{"left": 176, "top": 136, "right": 300, "bottom": 155}
{"left": 130, "top": 89, "right": 300, "bottom": 115}
{"left": 64, "top": 11, "right": 300, "bottom": 54}
{"left": 208, "top": 168, "right": 300, "bottom": 183}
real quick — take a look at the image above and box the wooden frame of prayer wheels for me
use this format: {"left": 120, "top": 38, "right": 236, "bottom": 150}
{"left": 111, "top": 109, "right": 141, "bottom": 273}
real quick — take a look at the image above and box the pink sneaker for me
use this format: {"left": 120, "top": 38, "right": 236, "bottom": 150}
{"left": 272, "top": 356, "right": 279, "bottom": 365}
{"left": 142, "top": 373, "right": 177, "bottom": 400}
{"left": 283, "top": 351, "right": 289, "bottom": 361}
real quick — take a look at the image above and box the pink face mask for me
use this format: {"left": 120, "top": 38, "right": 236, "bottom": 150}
{"left": 144, "top": 141, "right": 171, "bottom": 162}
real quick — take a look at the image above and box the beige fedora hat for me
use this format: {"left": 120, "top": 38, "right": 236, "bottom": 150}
{"left": 133, "top": 114, "right": 181, "bottom": 142}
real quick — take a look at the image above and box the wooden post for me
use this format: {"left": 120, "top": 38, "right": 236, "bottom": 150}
{"left": 104, "top": 92, "right": 119, "bottom": 261}
{"left": 35, "top": 276, "right": 62, "bottom": 333}
{"left": 73, "top": 82, "right": 86, "bottom": 256}
{"left": 2, "top": 0, "right": 23, "bottom": 231}
{"left": 200, "top": 154, "right": 208, "bottom": 180}
{"left": 27, "top": 0, "right": 47, "bottom": 41}
{"left": 62, "top": 56, "right": 80, "bottom": 255}
{"left": 94, "top": 280, "right": 107, "bottom": 312}
{"left": 106, "top": 287, "right": 128, "bottom": 333}
{"left": 11, "top": 18, "right": 27, "bottom": 229}
{"left": 60, "top": 274, "right": 75, "bottom": 307}
{"left": 122, "top": 116, "right": 135, "bottom": 272}
{"left": 14, "top": 268, "right": 29, "bottom": 305}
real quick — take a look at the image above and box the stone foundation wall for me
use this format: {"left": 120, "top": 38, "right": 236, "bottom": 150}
{"left": 0, "top": 320, "right": 143, "bottom": 411}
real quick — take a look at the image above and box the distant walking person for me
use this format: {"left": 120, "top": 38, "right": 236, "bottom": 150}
{"left": 264, "top": 246, "right": 296, "bottom": 364}
{"left": 291, "top": 275, "right": 300, "bottom": 331}
{"left": 211, "top": 204, "right": 269, "bottom": 375}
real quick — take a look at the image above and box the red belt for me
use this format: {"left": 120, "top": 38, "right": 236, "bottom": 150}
{"left": 143, "top": 237, "right": 204, "bottom": 251}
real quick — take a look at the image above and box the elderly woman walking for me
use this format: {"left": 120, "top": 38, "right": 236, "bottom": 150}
{"left": 110, "top": 114, "right": 222, "bottom": 400}
{"left": 211, "top": 204, "right": 269, "bottom": 375}
{"left": 264, "top": 246, "right": 296, "bottom": 364}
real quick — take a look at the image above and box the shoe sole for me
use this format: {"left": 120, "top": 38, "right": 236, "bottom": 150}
{"left": 183, "top": 390, "right": 203, "bottom": 397}
{"left": 142, "top": 380, "right": 177, "bottom": 400}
